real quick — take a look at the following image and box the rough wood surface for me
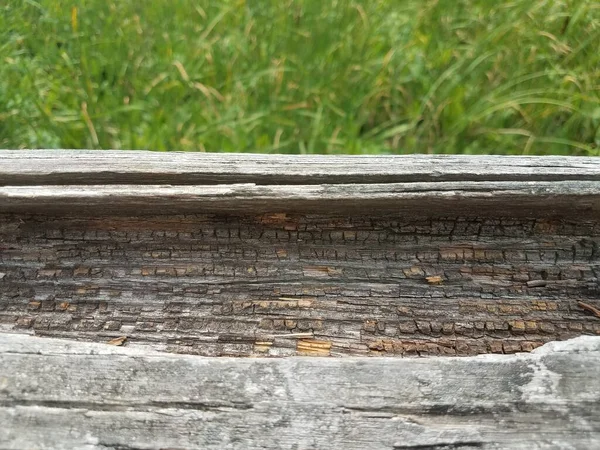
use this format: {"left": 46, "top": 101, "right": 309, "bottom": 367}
{"left": 1, "top": 181, "right": 600, "bottom": 216}
{"left": 1, "top": 334, "right": 599, "bottom": 449}
{"left": 2, "top": 152, "right": 600, "bottom": 216}
{"left": 2, "top": 213, "right": 599, "bottom": 357}
{"left": 2, "top": 152, "right": 600, "bottom": 356}
{"left": 2, "top": 150, "right": 600, "bottom": 185}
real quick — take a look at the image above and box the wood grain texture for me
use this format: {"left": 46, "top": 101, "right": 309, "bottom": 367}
{"left": 1, "top": 181, "right": 600, "bottom": 216}
{"left": 2, "top": 152, "right": 600, "bottom": 357}
{"left": 1, "top": 333, "right": 599, "bottom": 449}
{"left": 2, "top": 152, "right": 600, "bottom": 217}
{"left": 2, "top": 213, "right": 599, "bottom": 357}
{"left": 2, "top": 150, "right": 600, "bottom": 185}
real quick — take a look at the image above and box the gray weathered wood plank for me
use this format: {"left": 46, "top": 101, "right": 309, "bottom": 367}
{"left": 1, "top": 334, "right": 599, "bottom": 449}
{"left": 1, "top": 150, "right": 600, "bottom": 185}
{"left": 2, "top": 181, "right": 600, "bottom": 215}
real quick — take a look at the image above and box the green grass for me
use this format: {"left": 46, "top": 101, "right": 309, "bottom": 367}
{"left": 1, "top": 0, "right": 599, "bottom": 154}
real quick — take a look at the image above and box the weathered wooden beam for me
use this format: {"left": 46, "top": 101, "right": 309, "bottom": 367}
{"left": 2, "top": 150, "right": 600, "bottom": 185}
{"left": 1, "top": 181, "right": 600, "bottom": 216}
{"left": 1, "top": 151, "right": 600, "bottom": 217}
{"left": 1, "top": 334, "right": 599, "bottom": 449}
{"left": 1, "top": 152, "right": 600, "bottom": 357}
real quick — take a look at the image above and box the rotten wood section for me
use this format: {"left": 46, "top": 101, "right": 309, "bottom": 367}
{"left": 1, "top": 152, "right": 600, "bottom": 356}
{"left": 1, "top": 334, "right": 599, "bottom": 449}
{"left": 2, "top": 212, "right": 600, "bottom": 357}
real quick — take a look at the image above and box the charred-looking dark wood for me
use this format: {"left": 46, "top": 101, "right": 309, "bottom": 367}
{"left": 1, "top": 334, "right": 600, "bottom": 449}
{"left": 2, "top": 212, "right": 600, "bottom": 357}
{"left": 1, "top": 151, "right": 600, "bottom": 356}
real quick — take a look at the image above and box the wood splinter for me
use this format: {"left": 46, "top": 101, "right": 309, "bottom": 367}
{"left": 107, "top": 336, "right": 127, "bottom": 346}
{"left": 578, "top": 302, "right": 600, "bottom": 319}
{"left": 426, "top": 275, "right": 444, "bottom": 285}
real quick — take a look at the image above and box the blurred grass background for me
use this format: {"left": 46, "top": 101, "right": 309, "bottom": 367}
{"left": 1, "top": 0, "right": 599, "bottom": 154}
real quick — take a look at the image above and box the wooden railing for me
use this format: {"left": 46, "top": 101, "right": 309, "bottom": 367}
{"left": 1, "top": 151, "right": 599, "bottom": 448}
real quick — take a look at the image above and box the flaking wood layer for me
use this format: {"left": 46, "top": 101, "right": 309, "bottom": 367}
{"left": 2, "top": 212, "right": 599, "bottom": 356}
